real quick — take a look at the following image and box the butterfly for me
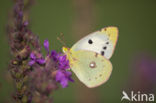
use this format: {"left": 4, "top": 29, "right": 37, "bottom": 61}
{"left": 63, "top": 26, "right": 118, "bottom": 88}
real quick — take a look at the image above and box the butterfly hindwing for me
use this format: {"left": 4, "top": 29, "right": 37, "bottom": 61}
{"left": 69, "top": 50, "right": 112, "bottom": 88}
{"left": 71, "top": 27, "right": 118, "bottom": 59}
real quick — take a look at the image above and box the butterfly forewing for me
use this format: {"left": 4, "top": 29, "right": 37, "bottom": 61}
{"left": 71, "top": 27, "right": 118, "bottom": 59}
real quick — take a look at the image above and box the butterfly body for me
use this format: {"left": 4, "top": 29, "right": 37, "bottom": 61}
{"left": 63, "top": 27, "right": 118, "bottom": 88}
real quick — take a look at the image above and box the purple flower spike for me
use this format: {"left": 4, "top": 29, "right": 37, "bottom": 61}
{"left": 44, "top": 39, "right": 49, "bottom": 53}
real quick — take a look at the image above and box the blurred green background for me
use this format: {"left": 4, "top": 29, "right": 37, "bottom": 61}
{"left": 0, "top": 0, "right": 156, "bottom": 103}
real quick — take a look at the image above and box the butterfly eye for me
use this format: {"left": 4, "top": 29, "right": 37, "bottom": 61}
{"left": 89, "top": 61, "right": 96, "bottom": 68}
{"left": 88, "top": 39, "right": 93, "bottom": 44}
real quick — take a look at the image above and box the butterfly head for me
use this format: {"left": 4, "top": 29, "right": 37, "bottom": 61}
{"left": 62, "top": 46, "right": 77, "bottom": 65}
{"left": 62, "top": 46, "right": 72, "bottom": 59}
{"left": 62, "top": 46, "right": 70, "bottom": 54}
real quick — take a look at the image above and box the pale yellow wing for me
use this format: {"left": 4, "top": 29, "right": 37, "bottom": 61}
{"left": 69, "top": 50, "right": 112, "bottom": 88}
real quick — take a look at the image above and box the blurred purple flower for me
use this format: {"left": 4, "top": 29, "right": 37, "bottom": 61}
{"left": 23, "top": 21, "right": 29, "bottom": 26}
{"left": 50, "top": 50, "right": 59, "bottom": 61}
{"left": 29, "top": 52, "right": 45, "bottom": 66}
{"left": 29, "top": 39, "right": 73, "bottom": 88}
{"left": 136, "top": 54, "right": 156, "bottom": 82}
{"left": 129, "top": 53, "right": 156, "bottom": 92}
{"left": 58, "top": 55, "right": 70, "bottom": 69}
{"left": 36, "top": 58, "right": 46, "bottom": 64}
{"left": 44, "top": 40, "right": 73, "bottom": 88}
{"left": 54, "top": 54, "right": 73, "bottom": 88}
{"left": 56, "top": 70, "right": 73, "bottom": 88}
{"left": 30, "top": 52, "right": 36, "bottom": 59}
{"left": 28, "top": 60, "right": 35, "bottom": 66}
{"left": 18, "top": 11, "right": 23, "bottom": 18}
{"left": 44, "top": 39, "right": 49, "bottom": 53}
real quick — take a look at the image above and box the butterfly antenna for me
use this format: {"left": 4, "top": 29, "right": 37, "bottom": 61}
{"left": 57, "top": 33, "right": 67, "bottom": 47}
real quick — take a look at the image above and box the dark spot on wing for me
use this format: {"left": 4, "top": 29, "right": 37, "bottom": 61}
{"left": 95, "top": 77, "right": 97, "bottom": 79}
{"left": 88, "top": 39, "right": 93, "bottom": 44}
{"left": 103, "top": 46, "right": 107, "bottom": 50}
{"left": 106, "top": 42, "right": 109, "bottom": 44}
{"left": 101, "top": 51, "right": 105, "bottom": 56}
